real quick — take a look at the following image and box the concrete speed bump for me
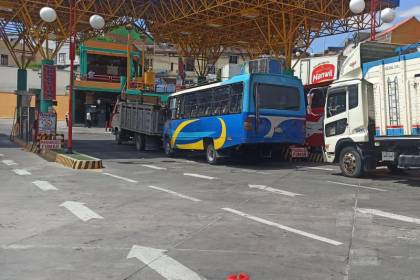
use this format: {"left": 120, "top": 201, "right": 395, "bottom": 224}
{"left": 51, "top": 149, "right": 103, "bottom": 169}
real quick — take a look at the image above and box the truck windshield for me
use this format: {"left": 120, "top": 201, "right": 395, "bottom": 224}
{"left": 255, "top": 84, "right": 300, "bottom": 111}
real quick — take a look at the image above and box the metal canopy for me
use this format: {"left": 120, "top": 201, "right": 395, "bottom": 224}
{"left": 0, "top": 0, "right": 399, "bottom": 68}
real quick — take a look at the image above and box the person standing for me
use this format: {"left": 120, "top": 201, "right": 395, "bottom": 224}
{"left": 86, "top": 111, "right": 92, "bottom": 128}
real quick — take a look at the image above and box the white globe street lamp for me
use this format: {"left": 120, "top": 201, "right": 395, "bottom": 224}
{"left": 295, "top": 51, "right": 301, "bottom": 57}
{"left": 349, "top": 0, "right": 365, "bottom": 14}
{"left": 89, "top": 15, "right": 105, "bottom": 30}
{"left": 381, "top": 8, "right": 396, "bottom": 23}
{"left": 39, "top": 7, "right": 57, "bottom": 23}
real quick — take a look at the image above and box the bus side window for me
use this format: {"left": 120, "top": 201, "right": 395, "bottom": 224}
{"left": 176, "top": 96, "right": 184, "bottom": 119}
{"left": 230, "top": 82, "right": 243, "bottom": 114}
{"left": 213, "top": 86, "right": 229, "bottom": 115}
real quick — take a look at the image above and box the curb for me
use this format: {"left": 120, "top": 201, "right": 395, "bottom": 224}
{"left": 12, "top": 137, "right": 103, "bottom": 170}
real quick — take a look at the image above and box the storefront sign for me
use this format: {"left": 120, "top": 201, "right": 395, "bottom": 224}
{"left": 38, "top": 112, "right": 56, "bottom": 134}
{"left": 40, "top": 139, "right": 62, "bottom": 150}
{"left": 42, "top": 64, "right": 56, "bottom": 100}
{"left": 311, "top": 63, "right": 335, "bottom": 84}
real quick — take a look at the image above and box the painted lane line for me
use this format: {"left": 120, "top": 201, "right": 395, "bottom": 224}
{"left": 327, "top": 181, "right": 387, "bottom": 192}
{"left": 142, "top": 164, "right": 167, "bottom": 170}
{"left": 2, "top": 159, "right": 17, "bottom": 166}
{"left": 60, "top": 201, "right": 103, "bottom": 222}
{"left": 184, "top": 173, "right": 217, "bottom": 180}
{"left": 147, "top": 185, "right": 201, "bottom": 202}
{"left": 305, "top": 166, "right": 335, "bottom": 171}
{"left": 222, "top": 207, "right": 342, "bottom": 246}
{"left": 102, "top": 172, "right": 138, "bottom": 183}
{"left": 13, "top": 169, "right": 31, "bottom": 176}
{"left": 248, "top": 184, "right": 302, "bottom": 197}
{"left": 357, "top": 208, "right": 420, "bottom": 225}
{"left": 0, "top": 154, "right": 4, "bottom": 156}
{"left": 128, "top": 245, "right": 205, "bottom": 280}
{"left": 32, "top": 180, "right": 57, "bottom": 191}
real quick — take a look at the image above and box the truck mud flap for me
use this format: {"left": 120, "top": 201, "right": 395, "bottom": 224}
{"left": 399, "top": 154, "right": 420, "bottom": 168}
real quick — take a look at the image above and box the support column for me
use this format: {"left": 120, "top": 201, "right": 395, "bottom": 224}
{"left": 40, "top": 59, "right": 55, "bottom": 113}
{"left": 17, "top": 68, "right": 27, "bottom": 113}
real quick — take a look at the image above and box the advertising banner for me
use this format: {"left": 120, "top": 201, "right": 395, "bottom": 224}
{"left": 42, "top": 64, "right": 56, "bottom": 100}
{"left": 38, "top": 112, "right": 56, "bottom": 134}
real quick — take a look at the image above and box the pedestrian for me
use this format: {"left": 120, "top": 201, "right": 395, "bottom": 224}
{"left": 65, "top": 112, "right": 69, "bottom": 127}
{"left": 86, "top": 111, "right": 92, "bottom": 128}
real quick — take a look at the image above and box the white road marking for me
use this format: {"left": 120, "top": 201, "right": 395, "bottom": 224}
{"left": 32, "top": 180, "right": 57, "bottom": 191}
{"left": 222, "top": 207, "right": 343, "bottom": 246}
{"left": 257, "top": 171, "right": 273, "bottom": 175}
{"left": 248, "top": 184, "right": 302, "bottom": 197}
{"left": 127, "top": 245, "right": 205, "bottom": 280}
{"left": 147, "top": 185, "right": 201, "bottom": 202}
{"left": 184, "top": 173, "right": 217, "bottom": 180}
{"left": 327, "top": 181, "right": 387, "bottom": 192}
{"left": 305, "top": 166, "right": 335, "bottom": 171}
{"left": 12, "top": 169, "right": 31, "bottom": 176}
{"left": 60, "top": 201, "right": 103, "bottom": 222}
{"left": 0, "top": 153, "right": 4, "bottom": 157}
{"left": 357, "top": 208, "right": 420, "bottom": 225}
{"left": 102, "top": 172, "right": 138, "bottom": 183}
{"left": 2, "top": 159, "right": 17, "bottom": 166}
{"left": 142, "top": 164, "right": 167, "bottom": 170}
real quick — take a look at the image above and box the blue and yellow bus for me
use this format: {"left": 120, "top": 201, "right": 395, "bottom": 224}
{"left": 163, "top": 72, "right": 306, "bottom": 164}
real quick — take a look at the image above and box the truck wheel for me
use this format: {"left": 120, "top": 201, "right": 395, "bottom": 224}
{"left": 135, "top": 134, "right": 146, "bottom": 151}
{"left": 387, "top": 164, "right": 404, "bottom": 174}
{"left": 115, "top": 130, "right": 122, "bottom": 145}
{"left": 339, "top": 146, "right": 364, "bottom": 178}
{"left": 206, "top": 143, "right": 220, "bottom": 165}
{"left": 164, "top": 141, "right": 174, "bottom": 157}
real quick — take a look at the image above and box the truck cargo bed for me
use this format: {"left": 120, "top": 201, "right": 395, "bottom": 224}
{"left": 120, "top": 102, "right": 164, "bottom": 136}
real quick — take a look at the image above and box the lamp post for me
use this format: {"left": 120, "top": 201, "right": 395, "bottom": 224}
{"left": 40, "top": 3, "right": 104, "bottom": 154}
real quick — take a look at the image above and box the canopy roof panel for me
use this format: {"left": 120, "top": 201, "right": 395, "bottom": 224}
{"left": 0, "top": 0, "right": 399, "bottom": 66}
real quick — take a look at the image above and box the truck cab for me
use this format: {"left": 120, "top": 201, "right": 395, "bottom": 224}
{"left": 324, "top": 79, "right": 376, "bottom": 176}
{"left": 323, "top": 42, "right": 420, "bottom": 177}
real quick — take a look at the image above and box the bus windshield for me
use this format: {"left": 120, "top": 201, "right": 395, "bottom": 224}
{"left": 255, "top": 84, "right": 300, "bottom": 111}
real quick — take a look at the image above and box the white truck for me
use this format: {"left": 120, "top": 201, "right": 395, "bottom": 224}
{"left": 323, "top": 42, "right": 420, "bottom": 177}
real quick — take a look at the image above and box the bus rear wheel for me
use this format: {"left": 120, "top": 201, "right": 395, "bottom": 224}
{"left": 339, "top": 146, "right": 364, "bottom": 178}
{"left": 206, "top": 143, "right": 220, "bottom": 165}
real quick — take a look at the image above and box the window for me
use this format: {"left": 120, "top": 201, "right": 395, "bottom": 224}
{"left": 255, "top": 84, "right": 300, "bottom": 111}
{"left": 185, "top": 58, "right": 195, "bottom": 72}
{"left": 170, "top": 62, "right": 174, "bottom": 72}
{"left": 229, "top": 55, "right": 238, "bottom": 64}
{"left": 1, "top": 54, "right": 8, "bottom": 66}
{"left": 326, "top": 90, "right": 346, "bottom": 118}
{"left": 308, "top": 87, "right": 327, "bottom": 109}
{"left": 212, "top": 86, "right": 230, "bottom": 115}
{"left": 207, "top": 64, "right": 216, "bottom": 75}
{"left": 348, "top": 85, "right": 358, "bottom": 109}
{"left": 229, "top": 83, "right": 243, "bottom": 114}
{"left": 325, "top": 118, "right": 348, "bottom": 137}
{"left": 58, "top": 53, "right": 66, "bottom": 64}
{"left": 387, "top": 76, "right": 400, "bottom": 126}
{"left": 170, "top": 82, "right": 243, "bottom": 119}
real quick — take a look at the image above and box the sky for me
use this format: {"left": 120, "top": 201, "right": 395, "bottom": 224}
{"left": 310, "top": 0, "right": 420, "bottom": 53}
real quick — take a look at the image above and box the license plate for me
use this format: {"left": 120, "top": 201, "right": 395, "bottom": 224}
{"left": 291, "top": 147, "right": 309, "bottom": 158}
{"left": 382, "top": 151, "right": 395, "bottom": 161}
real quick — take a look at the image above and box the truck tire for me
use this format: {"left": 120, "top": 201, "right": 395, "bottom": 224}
{"left": 206, "top": 143, "right": 220, "bottom": 165}
{"left": 115, "top": 130, "right": 122, "bottom": 145}
{"left": 135, "top": 134, "right": 146, "bottom": 151}
{"left": 339, "top": 146, "right": 364, "bottom": 178}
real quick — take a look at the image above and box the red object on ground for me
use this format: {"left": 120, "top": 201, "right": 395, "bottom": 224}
{"left": 227, "top": 273, "right": 250, "bottom": 280}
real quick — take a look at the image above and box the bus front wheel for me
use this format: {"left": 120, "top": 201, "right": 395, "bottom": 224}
{"left": 206, "top": 143, "right": 220, "bottom": 165}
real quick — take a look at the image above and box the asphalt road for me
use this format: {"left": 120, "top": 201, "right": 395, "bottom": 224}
{"left": 1, "top": 120, "right": 419, "bottom": 280}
